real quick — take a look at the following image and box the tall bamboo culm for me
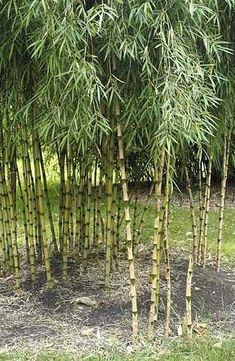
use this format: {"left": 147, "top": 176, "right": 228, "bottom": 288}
{"left": 202, "top": 156, "right": 212, "bottom": 268}
{"left": 185, "top": 256, "right": 193, "bottom": 337}
{"left": 116, "top": 110, "right": 138, "bottom": 339}
{"left": 216, "top": 133, "right": 231, "bottom": 272}
{"left": 148, "top": 150, "right": 165, "bottom": 338}
{"left": 185, "top": 167, "right": 198, "bottom": 263}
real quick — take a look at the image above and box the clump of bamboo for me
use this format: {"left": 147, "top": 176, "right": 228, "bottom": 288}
{"left": 33, "top": 131, "right": 53, "bottom": 288}
{"left": 0, "top": 0, "right": 234, "bottom": 343}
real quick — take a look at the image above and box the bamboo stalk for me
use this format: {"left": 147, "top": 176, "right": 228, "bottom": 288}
{"left": 0, "top": 170, "right": 11, "bottom": 273}
{"left": 111, "top": 182, "right": 118, "bottom": 268}
{"left": 197, "top": 168, "right": 207, "bottom": 265}
{"left": 58, "top": 149, "right": 66, "bottom": 254}
{"left": 0, "top": 201, "right": 7, "bottom": 273}
{"left": 148, "top": 150, "right": 165, "bottom": 338}
{"left": 83, "top": 171, "right": 92, "bottom": 270}
{"left": 67, "top": 152, "right": 73, "bottom": 254}
{"left": 0, "top": 169, "right": 14, "bottom": 273}
{"left": 94, "top": 164, "right": 102, "bottom": 261}
{"left": 164, "top": 156, "right": 172, "bottom": 337}
{"left": 25, "top": 146, "right": 40, "bottom": 260}
{"left": 216, "top": 132, "right": 231, "bottom": 272}
{"left": 116, "top": 183, "right": 122, "bottom": 253}
{"left": 202, "top": 156, "right": 212, "bottom": 268}
{"left": 21, "top": 155, "right": 30, "bottom": 266}
{"left": 74, "top": 163, "right": 85, "bottom": 261}
{"left": 18, "top": 162, "right": 36, "bottom": 282}
{"left": 116, "top": 114, "right": 138, "bottom": 339}
{"left": 185, "top": 256, "right": 193, "bottom": 337}
{"left": 92, "top": 162, "right": 98, "bottom": 249}
{"left": 149, "top": 156, "right": 165, "bottom": 334}
{"left": 62, "top": 152, "right": 71, "bottom": 280}
{"left": 105, "top": 134, "right": 114, "bottom": 289}
{"left": 185, "top": 167, "right": 198, "bottom": 263}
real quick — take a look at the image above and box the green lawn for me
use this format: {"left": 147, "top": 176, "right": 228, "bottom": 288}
{"left": 141, "top": 204, "right": 235, "bottom": 264}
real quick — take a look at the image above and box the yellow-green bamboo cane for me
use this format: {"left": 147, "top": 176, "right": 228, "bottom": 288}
{"left": 116, "top": 113, "right": 138, "bottom": 339}
{"left": 202, "top": 156, "right": 212, "bottom": 268}
{"left": 164, "top": 155, "right": 173, "bottom": 337}
{"left": 105, "top": 137, "right": 114, "bottom": 289}
{"left": 185, "top": 256, "right": 193, "bottom": 338}
{"left": 185, "top": 167, "right": 198, "bottom": 263}
{"left": 148, "top": 150, "right": 165, "bottom": 338}
{"left": 216, "top": 133, "right": 231, "bottom": 272}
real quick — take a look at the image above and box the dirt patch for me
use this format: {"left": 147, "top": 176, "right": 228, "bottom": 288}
{"left": 0, "top": 254, "right": 234, "bottom": 353}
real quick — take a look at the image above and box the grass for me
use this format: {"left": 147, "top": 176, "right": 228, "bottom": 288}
{"left": 0, "top": 337, "right": 234, "bottom": 360}
{"left": 141, "top": 204, "right": 235, "bottom": 264}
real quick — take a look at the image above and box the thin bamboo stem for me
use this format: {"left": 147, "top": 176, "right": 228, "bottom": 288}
{"left": 216, "top": 133, "right": 231, "bottom": 272}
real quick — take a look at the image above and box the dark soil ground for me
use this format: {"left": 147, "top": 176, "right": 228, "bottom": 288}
{"left": 0, "top": 252, "right": 234, "bottom": 354}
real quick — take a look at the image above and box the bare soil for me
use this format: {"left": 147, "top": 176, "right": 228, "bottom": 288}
{"left": 0, "top": 253, "right": 234, "bottom": 354}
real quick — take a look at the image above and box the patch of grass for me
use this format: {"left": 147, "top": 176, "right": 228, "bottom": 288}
{"left": 0, "top": 337, "right": 234, "bottom": 360}
{"left": 137, "top": 203, "right": 235, "bottom": 264}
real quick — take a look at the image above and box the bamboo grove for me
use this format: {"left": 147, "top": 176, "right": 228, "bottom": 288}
{"left": 0, "top": 0, "right": 235, "bottom": 339}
